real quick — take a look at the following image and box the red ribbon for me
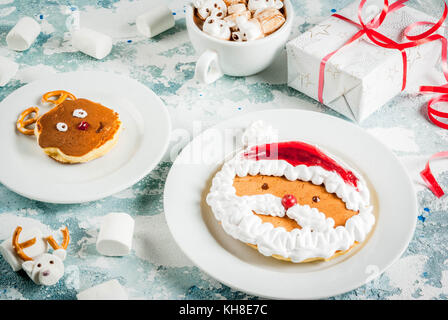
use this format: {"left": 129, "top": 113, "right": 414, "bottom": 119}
{"left": 420, "top": 152, "right": 448, "bottom": 198}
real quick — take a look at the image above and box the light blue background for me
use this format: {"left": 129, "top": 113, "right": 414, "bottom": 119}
{"left": 0, "top": 0, "right": 447, "bottom": 299}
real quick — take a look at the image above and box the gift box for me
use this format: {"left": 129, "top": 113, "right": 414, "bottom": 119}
{"left": 286, "top": 0, "right": 445, "bottom": 122}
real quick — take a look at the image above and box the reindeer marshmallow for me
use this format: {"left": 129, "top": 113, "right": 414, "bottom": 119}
{"left": 10, "top": 226, "right": 70, "bottom": 286}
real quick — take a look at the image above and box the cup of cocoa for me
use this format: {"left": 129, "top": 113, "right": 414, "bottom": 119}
{"left": 186, "top": 0, "right": 294, "bottom": 84}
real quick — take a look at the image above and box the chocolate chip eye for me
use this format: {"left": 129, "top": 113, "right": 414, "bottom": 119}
{"left": 217, "top": 12, "right": 222, "bottom": 17}
{"left": 214, "top": 3, "right": 218, "bottom": 7}
{"left": 312, "top": 196, "right": 320, "bottom": 203}
{"left": 219, "top": 23, "right": 223, "bottom": 27}
{"left": 37, "top": 263, "right": 42, "bottom": 268}
{"left": 209, "top": 19, "right": 214, "bottom": 23}
{"left": 261, "top": 183, "right": 269, "bottom": 190}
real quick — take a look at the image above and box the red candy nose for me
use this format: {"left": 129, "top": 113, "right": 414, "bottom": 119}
{"left": 281, "top": 194, "right": 297, "bottom": 210}
{"left": 78, "top": 121, "right": 89, "bottom": 130}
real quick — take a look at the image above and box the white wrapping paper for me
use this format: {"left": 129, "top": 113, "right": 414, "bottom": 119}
{"left": 286, "top": 0, "right": 445, "bottom": 122}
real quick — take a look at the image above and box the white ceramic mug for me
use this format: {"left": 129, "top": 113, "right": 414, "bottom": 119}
{"left": 186, "top": 1, "right": 294, "bottom": 84}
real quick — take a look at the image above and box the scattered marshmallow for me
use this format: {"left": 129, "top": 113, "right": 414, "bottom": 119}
{"left": 203, "top": 16, "right": 231, "bottom": 40}
{"left": 96, "top": 212, "right": 135, "bottom": 256}
{"left": 248, "top": 0, "right": 283, "bottom": 12}
{"left": 6, "top": 17, "right": 41, "bottom": 51}
{"left": 237, "top": 17, "right": 263, "bottom": 41}
{"left": 195, "top": 0, "right": 228, "bottom": 20}
{"left": 71, "top": 28, "right": 112, "bottom": 60}
{"left": 0, "top": 56, "right": 18, "bottom": 87}
{"left": 0, "top": 227, "right": 48, "bottom": 272}
{"left": 224, "top": 10, "right": 251, "bottom": 30}
{"left": 136, "top": 4, "right": 175, "bottom": 38}
{"left": 254, "top": 7, "right": 285, "bottom": 35}
{"left": 77, "top": 279, "right": 128, "bottom": 300}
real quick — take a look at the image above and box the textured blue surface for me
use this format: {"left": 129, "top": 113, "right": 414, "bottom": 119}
{"left": 0, "top": 0, "right": 447, "bottom": 299}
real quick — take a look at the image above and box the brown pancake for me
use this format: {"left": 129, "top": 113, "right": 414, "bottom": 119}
{"left": 36, "top": 98, "right": 121, "bottom": 157}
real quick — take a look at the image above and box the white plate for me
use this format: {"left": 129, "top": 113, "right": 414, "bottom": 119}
{"left": 164, "top": 109, "right": 417, "bottom": 299}
{"left": 0, "top": 71, "right": 171, "bottom": 204}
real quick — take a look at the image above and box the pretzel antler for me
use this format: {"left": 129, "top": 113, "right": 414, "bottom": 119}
{"left": 16, "top": 107, "right": 39, "bottom": 136}
{"left": 12, "top": 226, "right": 36, "bottom": 261}
{"left": 42, "top": 90, "right": 76, "bottom": 106}
{"left": 45, "top": 227, "right": 70, "bottom": 251}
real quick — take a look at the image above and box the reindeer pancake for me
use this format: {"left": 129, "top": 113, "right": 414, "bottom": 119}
{"left": 206, "top": 124, "right": 375, "bottom": 263}
{"left": 16, "top": 90, "right": 122, "bottom": 164}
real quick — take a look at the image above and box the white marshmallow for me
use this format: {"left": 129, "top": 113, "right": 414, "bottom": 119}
{"left": 237, "top": 18, "right": 263, "bottom": 41}
{"left": 228, "top": 3, "right": 247, "bottom": 15}
{"left": 0, "top": 57, "right": 18, "bottom": 87}
{"left": 248, "top": 0, "right": 283, "bottom": 12}
{"left": 96, "top": 212, "right": 134, "bottom": 256}
{"left": 77, "top": 279, "right": 128, "bottom": 300}
{"left": 203, "top": 16, "right": 231, "bottom": 40}
{"left": 0, "top": 228, "right": 48, "bottom": 272}
{"left": 136, "top": 4, "right": 175, "bottom": 38}
{"left": 6, "top": 17, "right": 41, "bottom": 51}
{"left": 194, "top": 0, "right": 228, "bottom": 20}
{"left": 224, "top": 10, "right": 251, "bottom": 30}
{"left": 71, "top": 28, "right": 112, "bottom": 60}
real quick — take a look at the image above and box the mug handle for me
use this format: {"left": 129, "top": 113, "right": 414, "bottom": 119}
{"left": 194, "top": 49, "right": 223, "bottom": 84}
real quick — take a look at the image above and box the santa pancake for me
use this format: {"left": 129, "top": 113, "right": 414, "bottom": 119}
{"left": 206, "top": 124, "right": 374, "bottom": 263}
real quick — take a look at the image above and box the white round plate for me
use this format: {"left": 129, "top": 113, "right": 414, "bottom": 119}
{"left": 0, "top": 71, "right": 171, "bottom": 203}
{"left": 164, "top": 109, "right": 417, "bottom": 299}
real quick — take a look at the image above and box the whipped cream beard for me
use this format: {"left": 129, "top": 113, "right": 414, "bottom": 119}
{"left": 193, "top": 0, "right": 286, "bottom": 42}
{"left": 206, "top": 134, "right": 375, "bottom": 263}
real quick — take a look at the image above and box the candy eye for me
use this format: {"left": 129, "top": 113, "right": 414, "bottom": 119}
{"left": 261, "top": 183, "right": 269, "bottom": 190}
{"left": 56, "top": 122, "right": 68, "bottom": 132}
{"left": 312, "top": 196, "right": 320, "bottom": 203}
{"left": 73, "top": 109, "right": 88, "bottom": 118}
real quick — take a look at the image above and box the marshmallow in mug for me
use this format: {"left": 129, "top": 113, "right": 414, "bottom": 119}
{"left": 203, "top": 17, "right": 231, "bottom": 40}
{"left": 248, "top": 0, "right": 283, "bottom": 12}
{"left": 194, "top": 0, "right": 228, "bottom": 20}
{"left": 71, "top": 28, "right": 113, "bottom": 60}
{"left": 228, "top": 3, "right": 247, "bottom": 14}
{"left": 254, "top": 7, "right": 285, "bottom": 35}
{"left": 236, "top": 17, "right": 264, "bottom": 41}
{"left": 224, "top": 0, "right": 246, "bottom": 5}
{"left": 136, "top": 4, "right": 175, "bottom": 38}
{"left": 224, "top": 10, "right": 251, "bottom": 31}
{"left": 0, "top": 57, "right": 18, "bottom": 87}
{"left": 6, "top": 17, "right": 41, "bottom": 51}
{"left": 77, "top": 279, "right": 128, "bottom": 300}
{"left": 96, "top": 212, "right": 135, "bottom": 256}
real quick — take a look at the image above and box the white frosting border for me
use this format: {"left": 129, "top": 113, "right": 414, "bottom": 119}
{"left": 206, "top": 141, "right": 375, "bottom": 263}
